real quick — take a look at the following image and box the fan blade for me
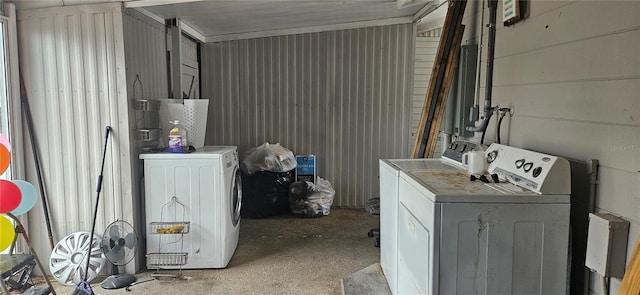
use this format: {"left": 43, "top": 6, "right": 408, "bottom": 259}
{"left": 124, "top": 233, "right": 136, "bottom": 249}
{"left": 110, "top": 224, "right": 121, "bottom": 239}
{"left": 105, "top": 244, "right": 125, "bottom": 263}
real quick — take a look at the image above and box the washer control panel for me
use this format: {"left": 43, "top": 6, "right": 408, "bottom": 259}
{"left": 485, "top": 143, "right": 570, "bottom": 194}
{"left": 442, "top": 140, "right": 482, "bottom": 163}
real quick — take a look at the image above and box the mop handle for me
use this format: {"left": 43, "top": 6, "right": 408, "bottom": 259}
{"left": 83, "top": 126, "right": 111, "bottom": 281}
{"left": 95, "top": 127, "right": 110, "bottom": 193}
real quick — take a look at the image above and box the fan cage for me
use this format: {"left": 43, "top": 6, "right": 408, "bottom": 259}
{"left": 146, "top": 252, "right": 188, "bottom": 266}
{"left": 103, "top": 220, "right": 138, "bottom": 266}
{"left": 150, "top": 222, "right": 190, "bottom": 234}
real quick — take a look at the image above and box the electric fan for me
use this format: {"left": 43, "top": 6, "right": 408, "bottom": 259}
{"left": 100, "top": 219, "right": 137, "bottom": 289}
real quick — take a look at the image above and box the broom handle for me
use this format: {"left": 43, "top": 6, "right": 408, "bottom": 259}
{"left": 20, "top": 73, "right": 56, "bottom": 250}
{"left": 83, "top": 126, "right": 111, "bottom": 281}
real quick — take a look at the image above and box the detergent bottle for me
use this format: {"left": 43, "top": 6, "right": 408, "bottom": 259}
{"left": 167, "top": 120, "right": 188, "bottom": 153}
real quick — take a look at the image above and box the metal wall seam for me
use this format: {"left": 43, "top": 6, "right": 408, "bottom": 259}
{"left": 202, "top": 24, "right": 414, "bottom": 207}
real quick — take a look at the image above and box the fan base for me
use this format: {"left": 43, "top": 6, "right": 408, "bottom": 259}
{"left": 100, "top": 274, "right": 136, "bottom": 289}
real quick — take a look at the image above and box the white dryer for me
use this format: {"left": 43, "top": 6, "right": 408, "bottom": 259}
{"left": 379, "top": 141, "right": 481, "bottom": 295}
{"left": 140, "top": 146, "right": 242, "bottom": 269}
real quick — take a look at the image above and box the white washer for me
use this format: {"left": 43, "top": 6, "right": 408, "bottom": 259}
{"left": 379, "top": 141, "right": 480, "bottom": 295}
{"left": 140, "top": 146, "right": 242, "bottom": 269}
{"left": 395, "top": 143, "right": 571, "bottom": 295}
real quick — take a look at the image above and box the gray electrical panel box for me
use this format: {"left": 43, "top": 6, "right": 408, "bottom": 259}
{"left": 585, "top": 213, "right": 629, "bottom": 278}
{"left": 442, "top": 44, "right": 478, "bottom": 137}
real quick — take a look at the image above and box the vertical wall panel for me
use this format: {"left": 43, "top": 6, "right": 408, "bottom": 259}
{"left": 122, "top": 8, "right": 168, "bottom": 99}
{"left": 202, "top": 24, "right": 415, "bottom": 207}
{"left": 17, "top": 3, "right": 139, "bottom": 273}
{"left": 121, "top": 7, "right": 169, "bottom": 271}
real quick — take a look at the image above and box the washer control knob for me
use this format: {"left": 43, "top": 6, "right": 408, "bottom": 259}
{"left": 487, "top": 150, "right": 498, "bottom": 163}
{"left": 523, "top": 162, "right": 534, "bottom": 172}
{"left": 532, "top": 167, "right": 542, "bottom": 178}
{"left": 515, "top": 159, "right": 525, "bottom": 168}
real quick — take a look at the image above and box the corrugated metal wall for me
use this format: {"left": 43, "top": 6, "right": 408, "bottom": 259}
{"left": 17, "top": 3, "right": 137, "bottom": 272}
{"left": 202, "top": 24, "right": 415, "bottom": 207}
{"left": 121, "top": 7, "right": 169, "bottom": 272}
{"left": 122, "top": 9, "right": 168, "bottom": 100}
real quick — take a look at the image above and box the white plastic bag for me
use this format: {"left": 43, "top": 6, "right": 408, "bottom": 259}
{"left": 241, "top": 142, "right": 297, "bottom": 174}
{"left": 288, "top": 177, "right": 335, "bottom": 217}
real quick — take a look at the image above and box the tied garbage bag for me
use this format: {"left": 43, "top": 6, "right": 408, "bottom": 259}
{"left": 365, "top": 198, "right": 380, "bottom": 215}
{"left": 241, "top": 142, "right": 296, "bottom": 174}
{"left": 288, "top": 177, "right": 335, "bottom": 218}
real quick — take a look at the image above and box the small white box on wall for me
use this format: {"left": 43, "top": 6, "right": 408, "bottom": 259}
{"left": 585, "top": 213, "right": 630, "bottom": 277}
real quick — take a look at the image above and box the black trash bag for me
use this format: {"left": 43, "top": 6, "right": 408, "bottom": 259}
{"left": 240, "top": 169, "right": 294, "bottom": 218}
{"left": 288, "top": 178, "right": 335, "bottom": 218}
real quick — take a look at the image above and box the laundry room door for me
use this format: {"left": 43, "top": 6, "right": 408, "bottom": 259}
{"left": 181, "top": 35, "right": 199, "bottom": 98}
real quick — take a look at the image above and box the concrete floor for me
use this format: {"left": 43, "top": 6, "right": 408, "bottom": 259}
{"left": 33, "top": 208, "right": 381, "bottom": 294}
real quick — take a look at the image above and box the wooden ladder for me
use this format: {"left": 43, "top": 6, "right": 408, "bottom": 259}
{"left": 411, "top": 0, "right": 467, "bottom": 158}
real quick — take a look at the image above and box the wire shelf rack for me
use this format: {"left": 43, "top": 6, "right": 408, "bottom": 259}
{"left": 146, "top": 252, "right": 188, "bottom": 267}
{"left": 149, "top": 222, "right": 190, "bottom": 234}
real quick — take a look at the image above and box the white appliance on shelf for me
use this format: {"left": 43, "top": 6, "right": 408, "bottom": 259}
{"left": 140, "top": 146, "right": 242, "bottom": 269}
{"left": 379, "top": 140, "right": 482, "bottom": 295}
{"left": 395, "top": 143, "right": 570, "bottom": 295}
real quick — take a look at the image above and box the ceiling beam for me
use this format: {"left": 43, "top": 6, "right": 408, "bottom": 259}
{"left": 180, "top": 19, "right": 206, "bottom": 43}
{"left": 124, "top": 0, "right": 207, "bottom": 8}
{"left": 132, "top": 7, "right": 165, "bottom": 24}
{"left": 124, "top": 0, "right": 373, "bottom": 8}
{"left": 131, "top": 7, "right": 206, "bottom": 43}
{"left": 205, "top": 16, "right": 413, "bottom": 43}
{"left": 413, "top": 0, "right": 446, "bottom": 21}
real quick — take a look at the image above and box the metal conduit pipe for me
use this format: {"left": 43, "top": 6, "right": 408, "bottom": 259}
{"left": 467, "top": 0, "right": 498, "bottom": 143}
